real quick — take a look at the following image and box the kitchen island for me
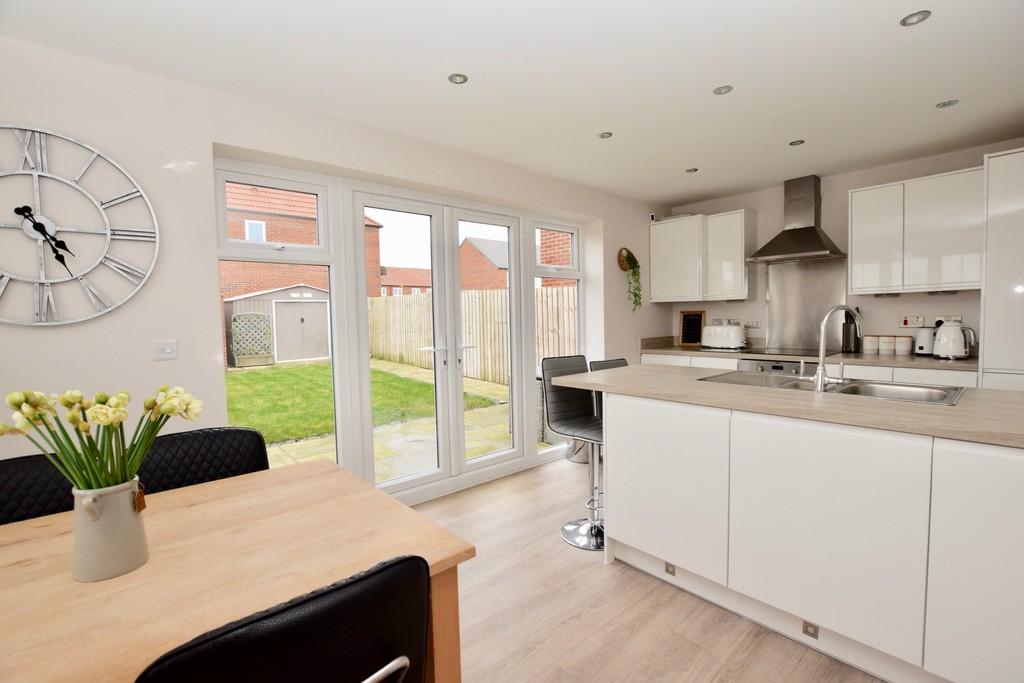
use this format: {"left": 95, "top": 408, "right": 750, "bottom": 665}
{"left": 555, "top": 365, "right": 1024, "bottom": 683}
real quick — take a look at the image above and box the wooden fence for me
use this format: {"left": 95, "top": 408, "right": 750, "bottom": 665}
{"left": 367, "top": 286, "right": 578, "bottom": 385}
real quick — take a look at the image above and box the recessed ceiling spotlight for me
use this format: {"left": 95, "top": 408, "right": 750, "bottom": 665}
{"left": 712, "top": 85, "right": 734, "bottom": 96}
{"left": 899, "top": 10, "right": 932, "bottom": 27}
{"left": 686, "top": 168, "right": 699, "bottom": 173}
{"left": 597, "top": 131, "right": 614, "bottom": 139}
{"left": 788, "top": 139, "right": 805, "bottom": 146}
{"left": 935, "top": 99, "right": 959, "bottom": 109}
{"left": 447, "top": 73, "right": 469, "bottom": 85}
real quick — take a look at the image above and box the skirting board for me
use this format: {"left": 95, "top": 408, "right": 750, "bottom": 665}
{"left": 606, "top": 539, "right": 952, "bottom": 683}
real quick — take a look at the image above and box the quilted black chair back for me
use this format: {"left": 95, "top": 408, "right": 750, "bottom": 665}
{"left": 136, "top": 555, "right": 431, "bottom": 683}
{"left": 138, "top": 427, "right": 269, "bottom": 494}
{"left": 0, "top": 454, "right": 73, "bottom": 525}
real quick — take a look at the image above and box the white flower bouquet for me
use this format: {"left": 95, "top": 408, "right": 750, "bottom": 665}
{"left": 0, "top": 385, "right": 203, "bottom": 489}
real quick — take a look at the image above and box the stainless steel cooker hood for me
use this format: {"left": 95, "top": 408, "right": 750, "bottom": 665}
{"left": 747, "top": 175, "right": 845, "bottom": 263}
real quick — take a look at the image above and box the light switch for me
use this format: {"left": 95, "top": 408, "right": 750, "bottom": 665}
{"left": 153, "top": 339, "right": 178, "bottom": 361}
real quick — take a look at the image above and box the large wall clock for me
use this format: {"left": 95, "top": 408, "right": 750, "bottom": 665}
{"left": 0, "top": 125, "right": 159, "bottom": 326}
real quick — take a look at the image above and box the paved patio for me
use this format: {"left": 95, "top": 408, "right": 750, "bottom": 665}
{"left": 267, "top": 359, "right": 516, "bottom": 481}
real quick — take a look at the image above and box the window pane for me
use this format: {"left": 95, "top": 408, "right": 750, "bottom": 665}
{"left": 535, "top": 277, "right": 579, "bottom": 451}
{"left": 537, "top": 226, "right": 574, "bottom": 268}
{"left": 225, "top": 181, "right": 319, "bottom": 246}
{"left": 218, "top": 260, "right": 335, "bottom": 468}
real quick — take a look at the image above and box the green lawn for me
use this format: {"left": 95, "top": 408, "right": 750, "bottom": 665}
{"left": 226, "top": 361, "right": 494, "bottom": 444}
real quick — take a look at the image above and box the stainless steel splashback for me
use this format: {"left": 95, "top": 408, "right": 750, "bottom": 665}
{"left": 766, "top": 259, "right": 847, "bottom": 350}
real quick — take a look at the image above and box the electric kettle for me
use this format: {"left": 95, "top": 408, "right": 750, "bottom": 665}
{"left": 932, "top": 321, "right": 977, "bottom": 360}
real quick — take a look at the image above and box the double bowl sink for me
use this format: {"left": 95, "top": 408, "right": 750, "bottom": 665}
{"left": 699, "top": 371, "right": 966, "bottom": 406}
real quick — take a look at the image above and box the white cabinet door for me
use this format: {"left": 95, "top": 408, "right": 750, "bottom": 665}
{"left": 827, "top": 362, "right": 892, "bottom": 385}
{"left": 604, "top": 394, "right": 730, "bottom": 585}
{"left": 982, "top": 371, "right": 1024, "bottom": 391}
{"left": 705, "top": 210, "right": 748, "bottom": 300}
{"left": 904, "top": 168, "right": 984, "bottom": 291}
{"left": 925, "top": 439, "right": 1024, "bottom": 682}
{"left": 639, "top": 353, "right": 691, "bottom": 367}
{"left": 849, "top": 184, "right": 904, "bottom": 293}
{"left": 982, "top": 150, "right": 1024, "bottom": 373}
{"left": 689, "top": 356, "right": 739, "bottom": 370}
{"left": 650, "top": 215, "right": 703, "bottom": 302}
{"left": 891, "top": 367, "right": 977, "bottom": 388}
{"left": 729, "top": 412, "right": 931, "bottom": 664}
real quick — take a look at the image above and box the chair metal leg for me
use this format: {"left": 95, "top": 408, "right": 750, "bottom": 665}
{"left": 560, "top": 443, "right": 604, "bottom": 551}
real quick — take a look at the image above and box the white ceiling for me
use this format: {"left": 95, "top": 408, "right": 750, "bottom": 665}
{"left": 3, "top": 1, "right": 1023, "bottom": 204}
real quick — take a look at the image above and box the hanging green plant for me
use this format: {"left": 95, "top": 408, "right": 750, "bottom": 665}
{"left": 617, "top": 248, "right": 643, "bottom": 311}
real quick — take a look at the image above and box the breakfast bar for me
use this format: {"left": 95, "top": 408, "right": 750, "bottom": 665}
{"left": 555, "top": 364, "right": 1024, "bottom": 683}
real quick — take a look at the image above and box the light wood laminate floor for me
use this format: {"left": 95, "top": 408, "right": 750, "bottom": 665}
{"left": 415, "top": 458, "right": 882, "bottom": 683}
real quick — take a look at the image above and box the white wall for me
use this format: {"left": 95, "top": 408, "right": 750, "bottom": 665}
{"left": 0, "top": 37, "right": 660, "bottom": 458}
{"left": 668, "top": 136, "right": 1024, "bottom": 340}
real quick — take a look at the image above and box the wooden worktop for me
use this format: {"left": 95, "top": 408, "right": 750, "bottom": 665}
{"left": 640, "top": 343, "right": 978, "bottom": 371}
{"left": 0, "top": 461, "right": 476, "bottom": 682}
{"left": 555, "top": 365, "right": 1024, "bottom": 449}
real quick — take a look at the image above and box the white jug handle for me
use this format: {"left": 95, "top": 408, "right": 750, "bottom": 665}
{"left": 82, "top": 494, "right": 101, "bottom": 521}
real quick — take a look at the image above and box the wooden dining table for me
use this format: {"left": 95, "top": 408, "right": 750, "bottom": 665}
{"left": 0, "top": 460, "right": 476, "bottom": 682}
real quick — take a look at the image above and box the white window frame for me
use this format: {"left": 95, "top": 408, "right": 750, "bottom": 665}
{"left": 412, "top": 287, "right": 421, "bottom": 294}
{"left": 216, "top": 166, "right": 331, "bottom": 263}
{"left": 535, "top": 223, "right": 581, "bottom": 278}
{"left": 244, "top": 219, "right": 267, "bottom": 242}
{"left": 379, "top": 287, "right": 387, "bottom": 297}
{"left": 391, "top": 286, "right": 402, "bottom": 296}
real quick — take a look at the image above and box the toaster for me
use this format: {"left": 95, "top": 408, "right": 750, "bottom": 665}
{"left": 700, "top": 321, "right": 746, "bottom": 349}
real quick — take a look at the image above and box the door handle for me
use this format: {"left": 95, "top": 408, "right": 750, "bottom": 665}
{"left": 418, "top": 346, "right": 449, "bottom": 367}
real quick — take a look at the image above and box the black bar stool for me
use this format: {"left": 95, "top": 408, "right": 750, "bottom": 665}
{"left": 589, "top": 358, "right": 628, "bottom": 418}
{"left": 541, "top": 355, "right": 605, "bottom": 551}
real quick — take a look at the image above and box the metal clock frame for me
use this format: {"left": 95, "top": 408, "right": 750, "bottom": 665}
{"left": 0, "top": 124, "right": 160, "bottom": 326}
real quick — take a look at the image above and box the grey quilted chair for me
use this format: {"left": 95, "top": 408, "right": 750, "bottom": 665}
{"left": 138, "top": 427, "right": 269, "bottom": 494}
{"left": 588, "top": 358, "right": 628, "bottom": 418}
{"left": 0, "top": 427, "right": 270, "bottom": 525}
{"left": 0, "top": 454, "right": 74, "bottom": 525}
{"left": 541, "top": 355, "right": 604, "bottom": 551}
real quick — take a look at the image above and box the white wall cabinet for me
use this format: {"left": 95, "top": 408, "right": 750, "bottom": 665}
{"left": 849, "top": 168, "right": 983, "bottom": 295}
{"left": 729, "top": 412, "right": 932, "bottom": 665}
{"left": 903, "top": 168, "right": 984, "bottom": 290}
{"left": 639, "top": 353, "right": 691, "bottom": 367}
{"left": 650, "top": 215, "right": 703, "bottom": 302}
{"left": 604, "top": 394, "right": 730, "bottom": 585}
{"left": 849, "top": 183, "right": 904, "bottom": 293}
{"left": 704, "top": 210, "right": 751, "bottom": 300}
{"left": 925, "top": 439, "right": 1024, "bottom": 683}
{"left": 650, "top": 211, "right": 751, "bottom": 302}
{"left": 981, "top": 148, "right": 1024, "bottom": 375}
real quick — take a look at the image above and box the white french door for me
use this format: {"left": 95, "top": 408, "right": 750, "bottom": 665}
{"left": 353, "top": 193, "right": 522, "bottom": 492}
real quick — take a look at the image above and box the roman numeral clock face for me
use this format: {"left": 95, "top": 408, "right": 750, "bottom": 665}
{"left": 0, "top": 125, "right": 158, "bottom": 325}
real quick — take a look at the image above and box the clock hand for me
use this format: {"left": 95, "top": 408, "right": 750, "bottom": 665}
{"left": 15, "top": 206, "right": 76, "bottom": 256}
{"left": 38, "top": 227, "right": 75, "bottom": 278}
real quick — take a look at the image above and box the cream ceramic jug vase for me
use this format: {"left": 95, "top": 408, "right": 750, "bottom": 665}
{"left": 71, "top": 477, "right": 148, "bottom": 582}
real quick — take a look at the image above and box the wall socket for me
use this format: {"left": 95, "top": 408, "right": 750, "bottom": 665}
{"left": 664, "top": 562, "right": 676, "bottom": 576}
{"left": 802, "top": 621, "right": 820, "bottom": 640}
{"left": 934, "top": 314, "right": 963, "bottom": 325}
{"left": 898, "top": 315, "right": 926, "bottom": 328}
{"left": 744, "top": 320, "right": 761, "bottom": 329}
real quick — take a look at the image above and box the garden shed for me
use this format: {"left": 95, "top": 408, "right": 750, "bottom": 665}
{"left": 223, "top": 284, "right": 331, "bottom": 367}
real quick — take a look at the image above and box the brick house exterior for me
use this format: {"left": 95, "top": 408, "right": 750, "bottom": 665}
{"left": 380, "top": 267, "right": 432, "bottom": 295}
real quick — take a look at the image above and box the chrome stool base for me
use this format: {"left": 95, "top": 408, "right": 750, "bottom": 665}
{"left": 560, "top": 519, "right": 604, "bottom": 551}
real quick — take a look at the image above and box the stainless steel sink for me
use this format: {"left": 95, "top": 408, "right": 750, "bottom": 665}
{"left": 699, "top": 371, "right": 965, "bottom": 405}
{"left": 832, "top": 381, "right": 965, "bottom": 405}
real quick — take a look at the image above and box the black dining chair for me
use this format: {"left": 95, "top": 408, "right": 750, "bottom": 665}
{"left": 0, "top": 454, "right": 74, "bottom": 525}
{"left": 136, "top": 555, "right": 431, "bottom": 683}
{"left": 138, "top": 427, "right": 269, "bottom": 494}
{"left": 0, "top": 427, "right": 270, "bottom": 525}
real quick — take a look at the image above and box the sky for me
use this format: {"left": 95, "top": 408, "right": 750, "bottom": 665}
{"left": 365, "top": 207, "right": 508, "bottom": 270}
